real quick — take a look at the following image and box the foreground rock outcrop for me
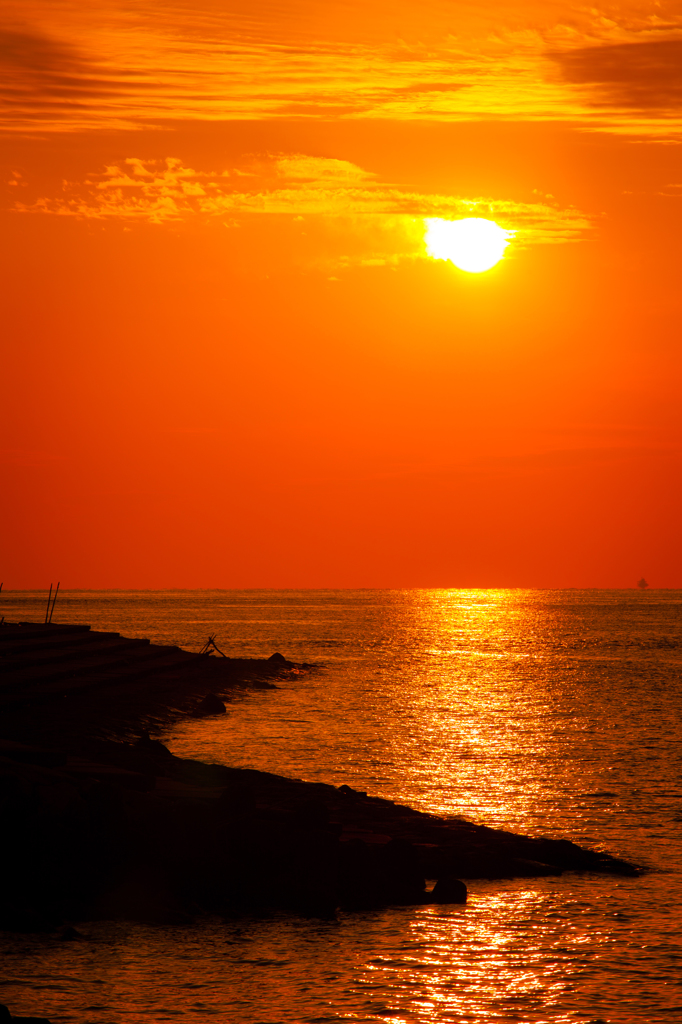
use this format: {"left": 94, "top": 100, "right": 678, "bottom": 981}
{"left": 0, "top": 622, "right": 300, "bottom": 745}
{"left": 1, "top": 1005, "right": 51, "bottom": 1024}
{"left": 0, "top": 620, "right": 640, "bottom": 931}
{"left": 0, "top": 733, "right": 639, "bottom": 930}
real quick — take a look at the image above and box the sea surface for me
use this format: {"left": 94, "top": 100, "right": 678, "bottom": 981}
{"left": 2, "top": 589, "right": 682, "bottom": 1024}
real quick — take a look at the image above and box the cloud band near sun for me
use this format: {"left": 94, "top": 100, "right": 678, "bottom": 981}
{"left": 15, "top": 155, "right": 593, "bottom": 258}
{"left": 2, "top": 2, "right": 682, "bottom": 138}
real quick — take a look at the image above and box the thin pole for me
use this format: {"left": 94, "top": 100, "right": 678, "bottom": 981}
{"left": 49, "top": 581, "right": 60, "bottom": 623}
{"left": 45, "top": 584, "right": 53, "bottom": 624}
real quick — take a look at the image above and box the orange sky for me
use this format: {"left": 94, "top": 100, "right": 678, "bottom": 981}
{"left": 1, "top": 0, "right": 681, "bottom": 588}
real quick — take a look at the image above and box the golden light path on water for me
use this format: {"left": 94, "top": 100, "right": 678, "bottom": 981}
{"left": 1, "top": 588, "right": 681, "bottom": 1022}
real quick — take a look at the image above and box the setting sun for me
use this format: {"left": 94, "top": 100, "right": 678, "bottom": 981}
{"left": 3, "top": 2, "right": 682, "bottom": 1017}
{"left": 424, "top": 217, "right": 512, "bottom": 273}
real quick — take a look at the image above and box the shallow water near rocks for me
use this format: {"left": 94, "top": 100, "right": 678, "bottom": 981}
{"left": 2, "top": 589, "right": 682, "bottom": 1023}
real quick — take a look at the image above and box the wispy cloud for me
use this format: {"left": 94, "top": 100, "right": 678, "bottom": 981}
{"left": 16, "top": 153, "right": 593, "bottom": 261}
{"left": 0, "top": 27, "right": 154, "bottom": 132}
{"left": 2, "top": 2, "right": 682, "bottom": 136}
{"left": 551, "top": 39, "right": 682, "bottom": 114}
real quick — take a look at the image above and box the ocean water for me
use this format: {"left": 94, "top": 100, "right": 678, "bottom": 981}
{"left": 2, "top": 589, "right": 682, "bottom": 1024}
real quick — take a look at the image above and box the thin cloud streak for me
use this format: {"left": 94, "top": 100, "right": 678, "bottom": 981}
{"left": 16, "top": 155, "right": 593, "bottom": 261}
{"left": 2, "top": 2, "right": 682, "bottom": 135}
{"left": 552, "top": 39, "right": 682, "bottom": 113}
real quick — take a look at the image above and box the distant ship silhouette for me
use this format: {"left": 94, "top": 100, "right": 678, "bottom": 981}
{"left": 637, "top": 577, "right": 648, "bottom": 589}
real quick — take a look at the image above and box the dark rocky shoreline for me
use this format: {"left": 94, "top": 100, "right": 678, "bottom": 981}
{"left": 0, "top": 621, "right": 302, "bottom": 745}
{"left": 1, "top": 621, "right": 640, "bottom": 937}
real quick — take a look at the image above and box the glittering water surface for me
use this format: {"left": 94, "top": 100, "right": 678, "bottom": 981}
{"left": 2, "top": 589, "right": 682, "bottom": 1023}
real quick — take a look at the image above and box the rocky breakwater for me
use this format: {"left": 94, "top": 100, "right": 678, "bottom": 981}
{"left": 0, "top": 620, "right": 640, "bottom": 932}
{"left": 1, "top": 1004, "right": 50, "bottom": 1024}
{"left": 0, "top": 621, "right": 304, "bottom": 744}
{"left": 1, "top": 732, "right": 640, "bottom": 931}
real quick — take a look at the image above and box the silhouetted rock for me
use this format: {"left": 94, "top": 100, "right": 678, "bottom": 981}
{"left": 95, "top": 872, "right": 194, "bottom": 926}
{"left": 290, "top": 799, "right": 329, "bottom": 831}
{"left": 337, "top": 838, "right": 425, "bottom": 909}
{"left": 0, "top": 728, "right": 642, "bottom": 930}
{"left": 0, "top": 622, "right": 295, "bottom": 745}
{"left": 0, "top": 621, "right": 642, "bottom": 931}
{"left": 338, "top": 784, "right": 365, "bottom": 798}
{"left": 0, "top": 909, "right": 61, "bottom": 934}
{"left": 338, "top": 839, "right": 377, "bottom": 909}
{"left": 377, "top": 839, "right": 426, "bottom": 905}
{"left": 218, "top": 780, "right": 256, "bottom": 820}
{"left": 1, "top": 1007, "right": 51, "bottom": 1024}
{"left": 135, "top": 732, "right": 173, "bottom": 758}
{"left": 431, "top": 876, "right": 468, "bottom": 904}
{"left": 268, "top": 652, "right": 287, "bottom": 664}
{"left": 0, "top": 741, "right": 65, "bottom": 769}
{"left": 190, "top": 693, "right": 226, "bottom": 717}
{"left": 511, "top": 858, "right": 562, "bottom": 877}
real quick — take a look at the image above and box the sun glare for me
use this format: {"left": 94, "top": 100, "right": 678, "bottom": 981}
{"left": 424, "top": 217, "right": 512, "bottom": 273}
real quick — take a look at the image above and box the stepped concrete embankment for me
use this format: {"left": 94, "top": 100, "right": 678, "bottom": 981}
{"left": 0, "top": 621, "right": 296, "bottom": 743}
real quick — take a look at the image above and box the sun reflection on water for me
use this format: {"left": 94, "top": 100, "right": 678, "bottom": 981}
{"left": 161, "top": 587, "right": 682, "bottom": 864}
{"left": 3, "top": 588, "right": 680, "bottom": 1022}
{"left": 2, "top": 872, "right": 653, "bottom": 1022}
{"left": 337, "top": 878, "right": 631, "bottom": 1022}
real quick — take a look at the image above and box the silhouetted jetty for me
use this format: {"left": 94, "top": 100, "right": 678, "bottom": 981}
{"left": 0, "top": 621, "right": 640, "bottom": 933}
{"left": 0, "top": 621, "right": 298, "bottom": 743}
